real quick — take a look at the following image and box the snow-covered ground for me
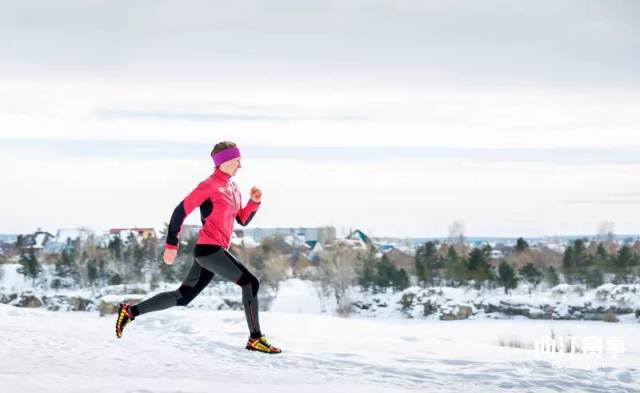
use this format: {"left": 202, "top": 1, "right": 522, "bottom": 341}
{"left": 1, "top": 304, "right": 639, "bottom": 393}
{"left": 2, "top": 265, "right": 640, "bottom": 392}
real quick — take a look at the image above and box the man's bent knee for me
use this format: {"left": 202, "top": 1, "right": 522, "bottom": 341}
{"left": 237, "top": 274, "right": 260, "bottom": 297}
{"left": 175, "top": 286, "right": 193, "bottom": 306}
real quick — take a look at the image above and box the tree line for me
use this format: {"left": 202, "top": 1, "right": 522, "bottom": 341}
{"left": 414, "top": 238, "right": 640, "bottom": 294}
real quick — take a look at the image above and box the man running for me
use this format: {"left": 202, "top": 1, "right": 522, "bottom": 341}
{"left": 115, "top": 141, "right": 282, "bottom": 354}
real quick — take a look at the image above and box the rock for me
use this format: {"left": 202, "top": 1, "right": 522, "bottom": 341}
{"left": 422, "top": 300, "right": 437, "bottom": 317}
{"left": 353, "top": 301, "right": 371, "bottom": 310}
{"left": 0, "top": 293, "right": 18, "bottom": 304}
{"left": 13, "top": 292, "right": 43, "bottom": 308}
{"left": 69, "top": 296, "right": 93, "bottom": 311}
{"left": 98, "top": 295, "right": 145, "bottom": 316}
{"left": 399, "top": 293, "right": 416, "bottom": 312}
{"left": 42, "top": 295, "right": 94, "bottom": 312}
{"left": 440, "top": 305, "right": 473, "bottom": 320}
{"left": 98, "top": 302, "right": 118, "bottom": 316}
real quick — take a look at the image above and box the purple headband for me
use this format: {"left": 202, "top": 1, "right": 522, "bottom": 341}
{"left": 212, "top": 146, "right": 241, "bottom": 166}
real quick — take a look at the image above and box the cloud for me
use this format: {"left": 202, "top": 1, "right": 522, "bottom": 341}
{"left": 98, "top": 110, "right": 369, "bottom": 123}
{"left": 562, "top": 199, "right": 640, "bottom": 205}
{"left": 0, "top": 1, "right": 638, "bottom": 87}
{"left": 3, "top": 138, "right": 640, "bottom": 166}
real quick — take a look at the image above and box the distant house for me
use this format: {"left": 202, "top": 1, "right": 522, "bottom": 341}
{"left": 109, "top": 227, "right": 157, "bottom": 242}
{"left": 346, "top": 229, "right": 373, "bottom": 246}
{"left": 17, "top": 229, "right": 55, "bottom": 258}
{"left": 240, "top": 227, "right": 336, "bottom": 247}
{"left": 55, "top": 227, "right": 94, "bottom": 244}
{"left": 41, "top": 227, "right": 100, "bottom": 254}
{"left": 24, "top": 231, "right": 54, "bottom": 248}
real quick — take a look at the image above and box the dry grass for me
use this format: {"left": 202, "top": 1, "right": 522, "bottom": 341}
{"left": 499, "top": 336, "right": 531, "bottom": 350}
{"left": 603, "top": 311, "right": 619, "bottom": 323}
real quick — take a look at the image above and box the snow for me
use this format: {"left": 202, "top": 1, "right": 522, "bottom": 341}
{"left": 1, "top": 270, "right": 640, "bottom": 392}
{"left": 270, "top": 279, "right": 330, "bottom": 315}
{"left": 1, "top": 305, "right": 639, "bottom": 393}
{"left": 0, "top": 263, "right": 30, "bottom": 293}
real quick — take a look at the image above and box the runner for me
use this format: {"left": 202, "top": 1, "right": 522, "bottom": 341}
{"left": 115, "top": 141, "right": 281, "bottom": 354}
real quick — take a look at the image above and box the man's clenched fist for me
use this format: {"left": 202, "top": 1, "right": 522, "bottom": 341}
{"left": 250, "top": 186, "right": 262, "bottom": 203}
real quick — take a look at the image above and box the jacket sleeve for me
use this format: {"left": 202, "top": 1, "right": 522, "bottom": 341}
{"left": 165, "top": 181, "right": 210, "bottom": 250}
{"left": 236, "top": 196, "right": 260, "bottom": 226}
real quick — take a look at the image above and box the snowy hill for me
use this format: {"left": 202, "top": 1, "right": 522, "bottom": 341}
{"left": 1, "top": 304, "right": 639, "bottom": 392}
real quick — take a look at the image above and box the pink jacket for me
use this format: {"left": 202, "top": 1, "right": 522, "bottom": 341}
{"left": 165, "top": 169, "right": 260, "bottom": 250}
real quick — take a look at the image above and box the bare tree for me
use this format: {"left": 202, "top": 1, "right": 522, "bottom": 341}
{"left": 316, "top": 242, "right": 361, "bottom": 316}
{"left": 261, "top": 254, "right": 290, "bottom": 294}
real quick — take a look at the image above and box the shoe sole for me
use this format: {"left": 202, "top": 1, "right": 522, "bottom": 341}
{"left": 245, "top": 346, "right": 282, "bottom": 354}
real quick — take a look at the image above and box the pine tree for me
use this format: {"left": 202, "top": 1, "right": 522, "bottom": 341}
{"left": 415, "top": 241, "right": 440, "bottom": 286}
{"left": 87, "top": 260, "right": 98, "bottom": 287}
{"left": 615, "top": 245, "right": 634, "bottom": 283}
{"left": 519, "top": 263, "right": 542, "bottom": 289}
{"left": 371, "top": 254, "right": 409, "bottom": 293}
{"left": 544, "top": 266, "right": 560, "bottom": 287}
{"left": 375, "top": 254, "right": 396, "bottom": 289}
{"left": 562, "top": 244, "right": 575, "bottom": 283}
{"left": 53, "top": 241, "right": 81, "bottom": 289}
{"left": 466, "top": 248, "right": 493, "bottom": 283}
{"left": 109, "top": 234, "right": 123, "bottom": 260}
{"left": 17, "top": 249, "right": 41, "bottom": 285}
{"left": 359, "top": 247, "right": 377, "bottom": 291}
{"left": 393, "top": 268, "right": 410, "bottom": 291}
{"left": 443, "top": 246, "right": 465, "bottom": 284}
{"left": 573, "top": 239, "right": 589, "bottom": 273}
{"left": 498, "top": 262, "right": 518, "bottom": 294}
{"left": 515, "top": 238, "right": 529, "bottom": 253}
{"left": 585, "top": 269, "right": 604, "bottom": 288}
{"left": 594, "top": 243, "right": 612, "bottom": 271}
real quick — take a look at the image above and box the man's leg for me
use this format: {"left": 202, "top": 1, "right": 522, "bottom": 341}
{"left": 195, "top": 248, "right": 261, "bottom": 338}
{"left": 130, "top": 259, "right": 214, "bottom": 317}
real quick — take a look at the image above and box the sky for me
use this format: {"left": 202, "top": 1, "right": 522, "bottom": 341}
{"left": 1, "top": 0, "right": 639, "bottom": 238}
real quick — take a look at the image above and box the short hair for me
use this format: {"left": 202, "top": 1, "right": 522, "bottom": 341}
{"left": 211, "top": 141, "right": 237, "bottom": 156}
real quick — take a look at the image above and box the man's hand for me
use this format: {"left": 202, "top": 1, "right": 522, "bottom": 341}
{"left": 163, "top": 249, "right": 177, "bottom": 265}
{"left": 250, "top": 186, "right": 262, "bottom": 203}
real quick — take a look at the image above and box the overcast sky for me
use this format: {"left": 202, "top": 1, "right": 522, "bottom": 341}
{"left": 1, "top": 1, "right": 639, "bottom": 238}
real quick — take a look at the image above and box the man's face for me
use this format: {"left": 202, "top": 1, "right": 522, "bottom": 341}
{"left": 221, "top": 157, "right": 242, "bottom": 176}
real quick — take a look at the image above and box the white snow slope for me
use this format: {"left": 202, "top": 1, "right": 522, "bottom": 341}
{"left": 1, "top": 304, "right": 639, "bottom": 393}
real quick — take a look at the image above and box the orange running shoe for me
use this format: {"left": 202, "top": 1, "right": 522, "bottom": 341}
{"left": 115, "top": 303, "right": 135, "bottom": 339}
{"left": 246, "top": 335, "right": 282, "bottom": 354}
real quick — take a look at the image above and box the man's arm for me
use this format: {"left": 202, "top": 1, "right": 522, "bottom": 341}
{"left": 236, "top": 186, "right": 262, "bottom": 226}
{"left": 165, "top": 181, "right": 210, "bottom": 251}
